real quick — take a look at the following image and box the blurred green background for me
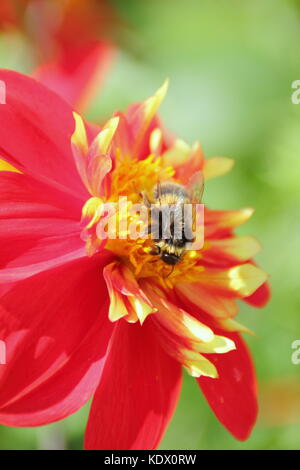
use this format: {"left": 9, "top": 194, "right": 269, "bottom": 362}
{"left": 1, "top": 0, "right": 300, "bottom": 450}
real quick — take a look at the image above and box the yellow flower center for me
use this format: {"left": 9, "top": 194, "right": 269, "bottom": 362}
{"left": 82, "top": 152, "right": 204, "bottom": 289}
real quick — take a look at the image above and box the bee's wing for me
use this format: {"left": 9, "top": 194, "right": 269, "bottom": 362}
{"left": 156, "top": 180, "right": 162, "bottom": 203}
{"left": 186, "top": 172, "right": 205, "bottom": 250}
{"left": 187, "top": 171, "right": 204, "bottom": 203}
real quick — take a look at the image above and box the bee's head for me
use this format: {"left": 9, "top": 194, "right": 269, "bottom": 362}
{"left": 148, "top": 244, "right": 181, "bottom": 265}
{"left": 161, "top": 251, "right": 180, "bottom": 265}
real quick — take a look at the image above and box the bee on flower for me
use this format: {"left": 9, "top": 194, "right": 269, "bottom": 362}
{"left": 0, "top": 71, "right": 270, "bottom": 449}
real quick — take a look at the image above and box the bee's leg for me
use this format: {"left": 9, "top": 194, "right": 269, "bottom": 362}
{"left": 149, "top": 245, "right": 161, "bottom": 256}
{"left": 140, "top": 191, "right": 151, "bottom": 208}
{"left": 165, "top": 265, "right": 175, "bottom": 278}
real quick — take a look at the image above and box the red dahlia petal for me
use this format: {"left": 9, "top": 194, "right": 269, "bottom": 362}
{"left": 35, "top": 41, "right": 115, "bottom": 113}
{"left": 243, "top": 281, "right": 271, "bottom": 308}
{"left": 124, "top": 81, "right": 169, "bottom": 159}
{"left": 0, "top": 171, "right": 86, "bottom": 289}
{"left": 196, "top": 332, "right": 258, "bottom": 441}
{"left": 0, "top": 171, "right": 82, "bottom": 221}
{"left": 0, "top": 70, "right": 88, "bottom": 200}
{"left": 84, "top": 319, "right": 182, "bottom": 450}
{"left": 0, "top": 254, "right": 114, "bottom": 426}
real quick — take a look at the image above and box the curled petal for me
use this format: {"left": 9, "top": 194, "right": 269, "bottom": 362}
{"left": 162, "top": 140, "right": 205, "bottom": 185}
{"left": 92, "top": 116, "right": 119, "bottom": 156}
{"left": 71, "top": 112, "right": 89, "bottom": 154}
{"left": 86, "top": 118, "right": 119, "bottom": 197}
{"left": 103, "top": 262, "right": 155, "bottom": 324}
{"left": 243, "top": 281, "right": 271, "bottom": 308}
{"left": 71, "top": 114, "right": 117, "bottom": 197}
{"left": 111, "top": 111, "right": 133, "bottom": 157}
{"left": 149, "top": 128, "right": 163, "bottom": 155}
{"left": 179, "top": 350, "right": 218, "bottom": 378}
{"left": 142, "top": 282, "right": 235, "bottom": 378}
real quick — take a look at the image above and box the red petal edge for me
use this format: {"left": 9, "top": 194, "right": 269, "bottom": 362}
{"left": 196, "top": 332, "right": 258, "bottom": 441}
{"left": 84, "top": 318, "right": 182, "bottom": 450}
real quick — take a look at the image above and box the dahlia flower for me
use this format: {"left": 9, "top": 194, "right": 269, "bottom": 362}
{"left": 0, "top": 0, "right": 116, "bottom": 111}
{"left": 0, "top": 70, "right": 270, "bottom": 449}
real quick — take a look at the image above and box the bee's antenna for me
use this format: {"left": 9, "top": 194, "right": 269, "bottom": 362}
{"left": 164, "top": 265, "right": 175, "bottom": 278}
{"left": 157, "top": 180, "right": 162, "bottom": 205}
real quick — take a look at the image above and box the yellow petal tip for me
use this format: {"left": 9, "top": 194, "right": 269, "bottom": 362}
{"left": 203, "top": 156, "right": 235, "bottom": 180}
{"left": 0, "top": 159, "right": 21, "bottom": 173}
{"left": 144, "top": 79, "right": 169, "bottom": 119}
{"left": 244, "top": 207, "right": 255, "bottom": 217}
{"left": 71, "top": 112, "right": 88, "bottom": 153}
{"left": 155, "top": 79, "right": 169, "bottom": 101}
{"left": 95, "top": 116, "right": 119, "bottom": 154}
{"left": 229, "top": 264, "right": 268, "bottom": 297}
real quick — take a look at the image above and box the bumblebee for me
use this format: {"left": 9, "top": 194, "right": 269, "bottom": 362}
{"left": 141, "top": 172, "right": 204, "bottom": 265}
